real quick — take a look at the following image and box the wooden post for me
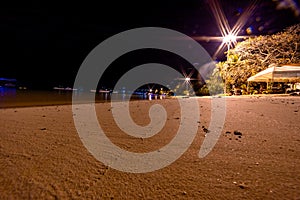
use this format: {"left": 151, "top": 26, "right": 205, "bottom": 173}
{"left": 247, "top": 81, "right": 249, "bottom": 94}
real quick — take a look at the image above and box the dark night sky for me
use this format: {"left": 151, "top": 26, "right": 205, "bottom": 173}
{"left": 0, "top": 0, "right": 299, "bottom": 89}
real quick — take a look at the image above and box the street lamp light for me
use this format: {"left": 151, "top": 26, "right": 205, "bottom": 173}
{"left": 223, "top": 33, "right": 237, "bottom": 94}
{"left": 223, "top": 34, "right": 236, "bottom": 47}
{"left": 185, "top": 77, "right": 191, "bottom": 96}
{"left": 175, "top": 67, "right": 197, "bottom": 97}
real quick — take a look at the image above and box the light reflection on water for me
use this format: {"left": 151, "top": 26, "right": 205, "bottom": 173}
{"left": 0, "top": 87, "right": 16, "bottom": 97}
{"left": 0, "top": 88, "right": 149, "bottom": 108}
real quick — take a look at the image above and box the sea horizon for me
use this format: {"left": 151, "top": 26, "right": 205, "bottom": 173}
{"left": 0, "top": 87, "right": 154, "bottom": 108}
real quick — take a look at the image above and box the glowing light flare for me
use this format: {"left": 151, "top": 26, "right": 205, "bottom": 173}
{"left": 192, "top": 0, "right": 259, "bottom": 59}
{"left": 222, "top": 33, "right": 237, "bottom": 45}
{"left": 175, "top": 68, "right": 198, "bottom": 96}
{"left": 231, "top": 0, "right": 259, "bottom": 37}
{"left": 208, "top": 0, "right": 231, "bottom": 40}
{"left": 246, "top": 27, "right": 253, "bottom": 35}
{"left": 183, "top": 77, "right": 192, "bottom": 96}
{"left": 182, "top": 68, "right": 194, "bottom": 81}
{"left": 183, "top": 77, "right": 192, "bottom": 89}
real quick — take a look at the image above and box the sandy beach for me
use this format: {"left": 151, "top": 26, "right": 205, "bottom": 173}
{"left": 0, "top": 96, "right": 299, "bottom": 199}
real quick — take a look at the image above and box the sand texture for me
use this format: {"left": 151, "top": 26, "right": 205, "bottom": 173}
{"left": 0, "top": 96, "right": 299, "bottom": 199}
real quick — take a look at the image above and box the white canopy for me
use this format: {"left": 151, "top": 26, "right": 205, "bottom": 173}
{"left": 247, "top": 64, "right": 300, "bottom": 82}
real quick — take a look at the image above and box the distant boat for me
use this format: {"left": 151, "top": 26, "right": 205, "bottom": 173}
{"left": 53, "top": 87, "right": 78, "bottom": 91}
{"left": 65, "top": 87, "right": 78, "bottom": 91}
{"left": 90, "top": 89, "right": 112, "bottom": 93}
{"left": 99, "top": 89, "right": 111, "bottom": 93}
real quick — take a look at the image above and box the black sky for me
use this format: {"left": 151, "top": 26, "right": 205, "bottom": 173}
{"left": 0, "top": 0, "right": 299, "bottom": 89}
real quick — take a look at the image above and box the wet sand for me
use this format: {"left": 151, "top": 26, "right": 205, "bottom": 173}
{"left": 0, "top": 96, "right": 299, "bottom": 199}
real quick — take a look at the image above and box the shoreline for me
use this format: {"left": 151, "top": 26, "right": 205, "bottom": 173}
{"left": 0, "top": 96, "right": 299, "bottom": 199}
{"left": 1, "top": 93, "right": 297, "bottom": 109}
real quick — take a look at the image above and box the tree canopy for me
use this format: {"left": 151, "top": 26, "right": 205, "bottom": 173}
{"left": 214, "top": 23, "right": 300, "bottom": 92}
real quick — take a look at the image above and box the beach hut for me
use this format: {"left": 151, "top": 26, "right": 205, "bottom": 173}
{"left": 247, "top": 64, "right": 300, "bottom": 91}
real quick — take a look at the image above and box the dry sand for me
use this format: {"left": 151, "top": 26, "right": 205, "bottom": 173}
{"left": 0, "top": 96, "right": 299, "bottom": 199}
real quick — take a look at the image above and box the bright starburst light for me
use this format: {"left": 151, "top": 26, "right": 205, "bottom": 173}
{"left": 192, "top": 0, "right": 259, "bottom": 59}
{"left": 222, "top": 33, "right": 236, "bottom": 47}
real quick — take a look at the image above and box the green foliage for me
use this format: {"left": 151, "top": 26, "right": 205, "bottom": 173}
{"left": 212, "top": 23, "right": 300, "bottom": 91}
{"left": 205, "top": 67, "right": 224, "bottom": 95}
{"left": 196, "top": 85, "right": 210, "bottom": 96}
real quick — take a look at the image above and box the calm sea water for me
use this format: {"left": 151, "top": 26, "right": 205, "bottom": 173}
{"left": 0, "top": 87, "right": 149, "bottom": 108}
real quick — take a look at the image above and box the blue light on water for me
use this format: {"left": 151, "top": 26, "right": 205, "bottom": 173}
{"left": 0, "top": 87, "right": 16, "bottom": 97}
